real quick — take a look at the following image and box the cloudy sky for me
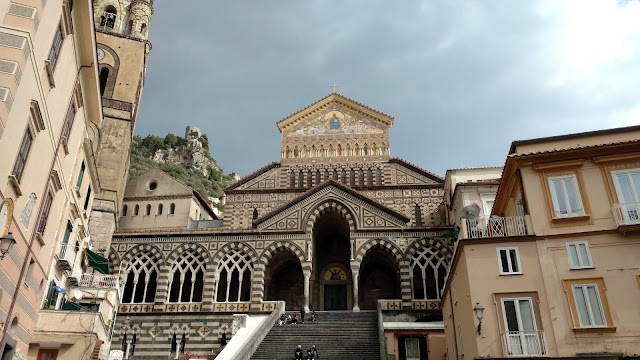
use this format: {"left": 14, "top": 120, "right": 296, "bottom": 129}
{"left": 135, "top": 0, "right": 640, "bottom": 177}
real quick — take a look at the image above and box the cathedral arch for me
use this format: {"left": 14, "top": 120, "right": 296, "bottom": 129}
{"left": 212, "top": 242, "right": 259, "bottom": 267}
{"left": 259, "top": 241, "right": 306, "bottom": 266}
{"left": 120, "top": 244, "right": 165, "bottom": 267}
{"left": 303, "top": 200, "right": 357, "bottom": 233}
{"left": 166, "top": 243, "right": 212, "bottom": 266}
{"left": 354, "top": 238, "right": 403, "bottom": 265}
{"left": 122, "top": 250, "right": 161, "bottom": 304}
{"left": 167, "top": 249, "right": 206, "bottom": 303}
{"left": 357, "top": 241, "right": 402, "bottom": 309}
{"left": 404, "top": 238, "right": 452, "bottom": 301}
{"left": 214, "top": 249, "right": 253, "bottom": 302}
{"left": 404, "top": 237, "right": 453, "bottom": 262}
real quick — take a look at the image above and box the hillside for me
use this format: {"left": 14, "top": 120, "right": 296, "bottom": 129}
{"left": 129, "top": 127, "right": 237, "bottom": 200}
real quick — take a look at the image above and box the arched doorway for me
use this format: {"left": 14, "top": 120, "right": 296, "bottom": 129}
{"left": 312, "top": 209, "right": 352, "bottom": 310}
{"left": 359, "top": 246, "right": 401, "bottom": 310}
{"left": 264, "top": 250, "right": 303, "bottom": 310}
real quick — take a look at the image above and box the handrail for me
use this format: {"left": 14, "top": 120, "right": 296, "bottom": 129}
{"left": 79, "top": 273, "right": 119, "bottom": 288}
{"left": 612, "top": 202, "right": 640, "bottom": 226}
{"left": 463, "top": 216, "right": 527, "bottom": 239}
{"left": 59, "top": 243, "right": 77, "bottom": 265}
{"left": 228, "top": 301, "right": 285, "bottom": 360}
{"left": 501, "top": 330, "right": 547, "bottom": 357}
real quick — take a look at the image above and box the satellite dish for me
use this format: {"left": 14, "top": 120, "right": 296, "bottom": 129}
{"left": 460, "top": 204, "right": 481, "bottom": 220}
{"left": 72, "top": 289, "right": 83, "bottom": 300}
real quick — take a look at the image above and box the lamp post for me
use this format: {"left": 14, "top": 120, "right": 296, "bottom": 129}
{"left": 0, "top": 233, "right": 16, "bottom": 260}
{"left": 473, "top": 302, "right": 485, "bottom": 335}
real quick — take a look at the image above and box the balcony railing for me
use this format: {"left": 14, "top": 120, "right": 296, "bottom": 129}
{"left": 462, "top": 216, "right": 528, "bottom": 239}
{"left": 57, "top": 244, "right": 77, "bottom": 271}
{"left": 502, "top": 330, "right": 547, "bottom": 357}
{"left": 612, "top": 202, "right": 640, "bottom": 226}
{"left": 79, "top": 273, "right": 119, "bottom": 289}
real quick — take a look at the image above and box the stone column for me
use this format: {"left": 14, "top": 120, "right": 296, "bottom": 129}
{"left": 352, "top": 269, "right": 360, "bottom": 312}
{"left": 174, "top": 339, "right": 181, "bottom": 359}
{"left": 303, "top": 270, "right": 311, "bottom": 312}
{"left": 125, "top": 340, "right": 131, "bottom": 359}
{"left": 155, "top": 264, "right": 171, "bottom": 304}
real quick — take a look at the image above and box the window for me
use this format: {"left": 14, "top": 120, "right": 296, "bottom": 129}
{"left": 157, "top": 204, "right": 163, "bottom": 215}
{"left": 122, "top": 205, "right": 128, "bottom": 217}
{"left": 215, "top": 249, "right": 253, "bottom": 302}
{"left": 47, "top": 22, "right": 64, "bottom": 70}
{"left": 76, "top": 161, "right": 85, "bottom": 188}
{"left": 572, "top": 284, "right": 606, "bottom": 327}
{"left": 414, "top": 204, "right": 423, "bottom": 226}
{"left": 562, "top": 278, "right": 612, "bottom": 330}
{"left": 12, "top": 127, "right": 34, "bottom": 182}
{"left": 122, "top": 252, "right": 159, "bottom": 303}
{"left": 99, "top": 7, "right": 117, "bottom": 29}
{"left": 62, "top": 97, "right": 77, "bottom": 140}
{"left": 501, "top": 298, "right": 543, "bottom": 356}
{"left": 134, "top": 205, "right": 139, "bottom": 216}
{"left": 405, "top": 338, "right": 420, "bottom": 360}
{"left": 548, "top": 175, "right": 584, "bottom": 218}
{"left": 497, "top": 247, "right": 521, "bottom": 275}
{"left": 83, "top": 186, "right": 91, "bottom": 211}
{"left": 169, "top": 203, "right": 175, "bottom": 214}
{"left": 36, "top": 349, "right": 58, "bottom": 360}
{"left": 44, "top": 281, "right": 58, "bottom": 309}
{"left": 36, "top": 189, "right": 54, "bottom": 234}
{"left": 99, "top": 68, "right": 109, "bottom": 96}
{"left": 567, "top": 241, "right": 593, "bottom": 269}
{"left": 168, "top": 250, "right": 205, "bottom": 303}
{"left": 611, "top": 169, "right": 640, "bottom": 223}
{"left": 145, "top": 204, "right": 151, "bottom": 216}
{"left": 410, "top": 247, "right": 448, "bottom": 300}
{"left": 481, "top": 194, "right": 495, "bottom": 218}
{"left": 61, "top": 220, "right": 72, "bottom": 246}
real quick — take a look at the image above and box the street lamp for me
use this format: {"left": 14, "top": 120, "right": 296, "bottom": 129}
{"left": 0, "top": 232, "right": 16, "bottom": 260}
{"left": 473, "top": 302, "right": 485, "bottom": 335}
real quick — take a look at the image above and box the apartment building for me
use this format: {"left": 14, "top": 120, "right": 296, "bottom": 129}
{"left": 0, "top": 0, "right": 151, "bottom": 358}
{"left": 442, "top": 125, "right": 640, "bottom": 360}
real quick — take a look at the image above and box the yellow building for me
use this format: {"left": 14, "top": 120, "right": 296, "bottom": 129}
{"left": 442, "top": 125, "right": 640, "bottom": 360}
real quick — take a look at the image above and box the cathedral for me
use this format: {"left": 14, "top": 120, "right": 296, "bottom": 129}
{"left": 110, "top": 93, "right": 454, "bottom": 358}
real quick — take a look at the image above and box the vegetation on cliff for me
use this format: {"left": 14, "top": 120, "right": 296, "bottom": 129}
{"left": 129, "top": 133, "right": 235, "bottom": 198}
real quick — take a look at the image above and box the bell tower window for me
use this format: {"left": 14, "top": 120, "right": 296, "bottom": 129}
{"left": 100, "top": 6, "right": 117, "bottom": 30}
{"left": 99, "top": 68, "right": 109, "bottom": 96}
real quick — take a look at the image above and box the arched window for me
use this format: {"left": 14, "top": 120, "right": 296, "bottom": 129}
{"left": 157, "top": 204, "right": 163, "bottom": 215}
{"left": 376, "top": 168, "right": 383, "bottom": 186}
{"left": 328, "top": 144, "right": 334, "bottom": 157}
{"left": 140, "top": 23, "right": 147, "bottom": 36}
{"left": 337, "top": 144, "right": 342, "bottom": 156}
{"left": 355, "top": 144, "right": 361, "bottom": 156}
{"left": 145, "top": 204, "right": 151, "bottom": 216}
{"left": 341, "top": 169, "right": 346, "bottom": 184}
{"left": 315, "top": 170, "right": 321, "bottom": 185}
{"left": 293, "top": 146, "right": 299, "bottom": 158}
{"left": 122, "top": 205, "right": 128, "bottom": 217}
{"left": 350, "top": 169, "right": 355, "bottom": 187}
{"left": 415, "top": 204, "right": 423, "bottom": 226}
{"left": 307, "top": 170, "right": 312, "bottom": 188}
{"left": 323, "top": 169, "right": 329, "bottom": 181}
{"left": 364, "top": 144, "right": 369, "bottom": 156}
{"left": 359, "top": 168, "right": 365, "bottom": 186}
{"left": 134, "top": 205, "right": 139, "bottom": 216}
{"left": 121, "top": 252, "right": 159, "bottom": 303}
{"left": 298, "top": 170, "right": 304, "bottom": 188}
{"left": 289, "top": 171, "right": 295, "bottom": 188}
{"left": 367, "top": 169, "right": 373, "bottom": 186}
{"left": 169, "top": 203, "right": 175, "bottom": 215}
{"left": 99, "top": 67, "right": 109, "bottom": 96}
{"left": 127, "top": 20, "right": 134, "bottom": 35}
{"left": 195, "top": 209, "right": 199, "bottom": 220}
{"left": 285, "top": 146, "right": 290, "bottom": 159}
{"left": 168, "top": 251, "right": 206, "bottom": 303}
{"left": 410, "top": 248, "right": 447, "bottom": 300}
{"left": 100, "top": 6, "right": 117, "bottom": 29}
{"left": 216, "top": 249, "right": 253, "bottom": 302}
{"left": 252, "top": 208, "right": 259, "bottom": 221}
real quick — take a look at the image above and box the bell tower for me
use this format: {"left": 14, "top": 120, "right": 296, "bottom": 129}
{"left": 89, "top": 0, "right": 154, "bottom": 254}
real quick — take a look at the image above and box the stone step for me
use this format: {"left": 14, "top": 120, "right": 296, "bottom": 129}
{"left": 251, "top": 311, "right": 380, "bottom": 360}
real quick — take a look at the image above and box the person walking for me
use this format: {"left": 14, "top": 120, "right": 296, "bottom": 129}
{"left": 300, "top": 306, "right": 306, "bottom": 324}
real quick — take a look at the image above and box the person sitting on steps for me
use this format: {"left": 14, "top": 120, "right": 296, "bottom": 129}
{"left": 291, "top": 313, "right": 298, "bottom": 324}
{"left": 310, "top": 311, "right": 317, "bottom": 322}
{"left": 295, "top": 345, "right": 303, "bottom": 360}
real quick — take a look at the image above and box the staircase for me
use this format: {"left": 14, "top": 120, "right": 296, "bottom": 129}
{"left": 251, "top": 311, "right": 380, "bottom": 360}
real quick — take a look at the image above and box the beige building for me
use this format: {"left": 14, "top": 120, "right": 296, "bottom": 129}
{"left": 117, "top": 168, "right": 220, "bottom": 232}
{"left": 442, "top": 125, "right": 640, "bottom": 360}
{"left": 0, "top": 0, "right": 152, "bottom": 358}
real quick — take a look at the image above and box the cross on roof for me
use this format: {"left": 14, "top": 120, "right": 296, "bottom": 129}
{"left": 330, "top": 82, "right": 339, "bottom": 93}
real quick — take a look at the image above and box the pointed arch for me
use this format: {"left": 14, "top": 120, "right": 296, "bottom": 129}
{"left": 404, "top": 237, "right": 453, "bottom": 262}
{"left": 303, "top": 200, "right": 357, "bottom": 233}
{"left": 259, "top": 241, "right": 306, "bottom": 267}
{"left": 212, "top": 242, "right": 259, "bottom": 267}
{"left": 354, "top": 238, "right": 403, "bottom": 265}
{"left": 404, "top": 237, "right": 453, "bottom": 301}
{"left": 120, "top": 244, "right": 165, "bottom": 266}
{"left": 166, "top": 243, "right": 212, "bottom": 266}
{"left": 167, "top": 249, "right": 206, "bottom": 303}
{"left": 108, "top": 247, "right": 120, "bottom": 269}
{"left": 214, "top": 248, "right": 254, "bottom": 302}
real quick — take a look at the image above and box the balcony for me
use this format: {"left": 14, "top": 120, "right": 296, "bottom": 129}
{"left": 502, "top": 330, "right": 547, "bottom": 357}
{"left": 56, "top": 244, "right": 77, "bottom": 271}
{"left": 460, "top": 215, "right": 531, "bottom": 239}
{"left": 67, "top": 266, "right": 82, "bottom": 286}
{"left": 612, "top": 202, "right": 640, "bottom": 230}
{"left": 79, "top": 273, "right": 119, "bottom": 289}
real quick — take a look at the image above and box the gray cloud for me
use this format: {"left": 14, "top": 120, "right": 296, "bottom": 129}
{"left": 136, "top": 0, "right": 640, "bottom": 176}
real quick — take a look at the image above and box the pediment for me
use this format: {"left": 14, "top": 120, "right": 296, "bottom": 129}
{"left": 226, "top": 163, "right": 281, "bottom": 191}
{"left": 277, "top": 93, "right": 394, "bottom": 137}
{"left": 254, "top": 181, "right": 410, "bottom": 232}
{"left": 390, "top": 159, "right": 444, "bottom": 185}
{"left": 124, "top": 168, "right": 193, "bottom": 198}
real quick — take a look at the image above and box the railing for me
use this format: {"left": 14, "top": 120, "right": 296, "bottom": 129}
{"left": 79, "top": 273, "right": 119, "bottom": 289}
{"left": 58, "top": 244, "right": 77, "bottom": 268}
{"left": 502, "top": 330, "right": 547, "bottom": 357}
{"left": 612, "top": 202, "right": 640, "bottom": 226}
{"left": 463, "top": 216, "right": 527, "bottom": 239}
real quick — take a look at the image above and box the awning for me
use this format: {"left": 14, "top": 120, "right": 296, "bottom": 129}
{"left": 86, "top": 249, "right": 110, "bottom": 274}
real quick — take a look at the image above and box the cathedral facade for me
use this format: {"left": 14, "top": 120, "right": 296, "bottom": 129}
{"left": 111, "top": 94, "right": 454, "bottom": 358}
